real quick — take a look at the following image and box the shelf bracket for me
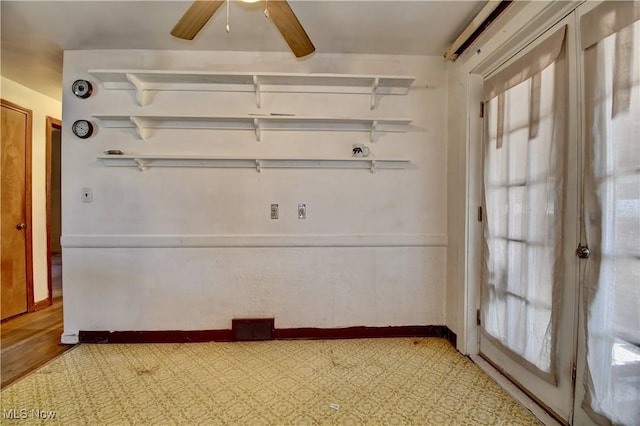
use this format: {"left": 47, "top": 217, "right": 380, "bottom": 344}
{"left": 370, "top": 77, "right": 380, "bottom": 110}
{"left": 133, "top": 158, "right": 149, "bottom": 171}
{"left": 126, "top": 73, "right": 149, "bottom": 106}
{"left": 370, "top": 120, "right": 378, "bottom": 143}
{"left": 255, "top": 159, "right": 262, "bottom": 172}
{"left": 129, "top": 116, "right": 149, "bottom": 140}
{"left": 253, "top": 118, "right": 262, "bottom": 141}
{"left": 253, "top": 75, "right": 262, "bottom": 108}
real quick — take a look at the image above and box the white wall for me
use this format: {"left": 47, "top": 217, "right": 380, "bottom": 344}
{"left": 61, "top": 50, "right": 449, "bottom": 342}
{"left": 1, "top": 76, "right": 62, "bottom": 303}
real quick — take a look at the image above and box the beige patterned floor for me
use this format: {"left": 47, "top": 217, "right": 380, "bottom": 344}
{"left": 0, "top": 338, "right": 540, "bottom": 425}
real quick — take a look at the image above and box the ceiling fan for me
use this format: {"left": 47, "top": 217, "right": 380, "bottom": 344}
{"left": 171, "top": 0, "right": 315, "bottom": 58}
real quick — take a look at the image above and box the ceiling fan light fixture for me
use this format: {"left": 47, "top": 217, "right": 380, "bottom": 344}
{"left": 171, "top": 0, "right": 314, "bottom": 58}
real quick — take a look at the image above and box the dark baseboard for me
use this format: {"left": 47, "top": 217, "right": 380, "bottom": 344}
{"left": 32, "top": 298, "right": 52, "bottom": 312}
{"left": 275, "top": 325, "right": 447, "bottom": 340}
{"left": 442, "top": 327, "right": 457, "bottom": 348}
{"left": 79, "top": 330, "right": 233, "bottom": 344}
{"left": 80, "top": 325, "right": 457, "bottom": 347}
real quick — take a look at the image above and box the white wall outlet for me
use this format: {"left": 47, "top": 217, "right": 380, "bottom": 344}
{"left": 81, "top": 188, "right": 93, "bottom": 203}
{"left": 298, "top": 204, "right": 306, "bottom": 219}
{"left": 271, "top": 204, "right": 279, "bottom": 219}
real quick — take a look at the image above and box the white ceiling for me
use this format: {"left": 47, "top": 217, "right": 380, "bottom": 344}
{"left": 1, "top": 1, "right": 486, "bottom": 101}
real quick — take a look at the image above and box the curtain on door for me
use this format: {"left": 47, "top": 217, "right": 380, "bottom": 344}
{"left": 481, "top": 26, "right": 567, "bottom": 382}
{"left": 581, "top": 2, "right": 640, "bottom": 425}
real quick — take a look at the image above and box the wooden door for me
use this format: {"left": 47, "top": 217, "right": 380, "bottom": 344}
{"left": 1, "top": 99, "right": 33, "bottom": 320}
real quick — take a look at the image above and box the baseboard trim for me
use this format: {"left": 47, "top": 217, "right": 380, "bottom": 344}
{"left": 275, "top": 325, "right": 448, "bottom": 340}
{"left": 442, "top": 326, "right": 457, "bottom": 348}
{"left": 61, "top": 332, "right": 79, "bottom": 345}
{"left": 79, "top": 325, "right": 457, "bottom": 346}
{"left": 79, "top": 330, "right": 233, "bottom": 344}
{"left": 32, "top": 298, "right": 52, "bottom": 312}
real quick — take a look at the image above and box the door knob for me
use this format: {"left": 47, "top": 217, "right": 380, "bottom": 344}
{"left": 16, "top": 223, "right": 26, "bottom": 230}
{"left": 576, "top": 244, "right": 590, "bottom": 259}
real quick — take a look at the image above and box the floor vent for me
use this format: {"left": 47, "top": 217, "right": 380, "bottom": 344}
{"left": 232, "top": 318, "right": 275, "bottom": 341}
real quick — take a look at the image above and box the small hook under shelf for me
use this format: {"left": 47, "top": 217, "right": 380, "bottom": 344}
{"left": 134, "top": 158, "right": 149, "bottom": 171}
{"left": 253, "top": 75, "right": 262, "bottom": 108}
{"left": 253, "top": 118, "right": 262, "bottom": 141}
{"left": 370, "top": 120, "right": 379, "bottom": 143}
{"left": 370, "top": 77, "right": 380, "bottom": 110}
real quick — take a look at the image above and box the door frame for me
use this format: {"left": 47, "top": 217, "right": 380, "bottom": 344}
{"left": 45, "top": 116, "right": 62, "bottom": 307}
{"left": 1, "top": 98, "right": 34, "bottom": 314}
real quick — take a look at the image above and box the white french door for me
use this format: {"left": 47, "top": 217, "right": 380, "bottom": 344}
{"left": 479, "top": 16, "right": 580, "bottom": 422}
{"left": 479, "top": 3, "right": 640, "bottom": 425}
{"left": 573, "top": 2, "right": 640, "bottom": 425}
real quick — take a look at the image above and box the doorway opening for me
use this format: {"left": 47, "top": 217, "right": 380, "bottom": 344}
{"left": 46, "top": 116, "right": 62, "bottom": 302}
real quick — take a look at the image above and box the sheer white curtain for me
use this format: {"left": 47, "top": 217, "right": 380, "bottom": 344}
{"left": 581, "top": 3, "right": 640, "bottom": 425}
{"left": 481, "top": 27, "right": 567, "bottom": 381}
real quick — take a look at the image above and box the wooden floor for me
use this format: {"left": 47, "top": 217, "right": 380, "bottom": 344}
{"left": 1, "top": 298, "right": 74, "bottom": 389}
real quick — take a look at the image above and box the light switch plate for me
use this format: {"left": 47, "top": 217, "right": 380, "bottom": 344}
{"left": 298, "top": 204, "right": 306, "bottom": 219}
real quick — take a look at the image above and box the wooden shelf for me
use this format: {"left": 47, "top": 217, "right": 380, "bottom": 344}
{"left": 97, "top": 155, "right": 410, "bottom": 173}
{"left": 87, "top": 69, "right": 415, "bottom": 109}
{"left": 93, "top": 114, "right": 411, "bottom": 142}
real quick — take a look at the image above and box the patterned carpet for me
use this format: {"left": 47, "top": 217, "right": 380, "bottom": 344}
{"left": 0, "top": 338, "right": 540, "bottom": 425}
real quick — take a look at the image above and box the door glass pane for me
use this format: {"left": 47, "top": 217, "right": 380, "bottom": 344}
{"left": 482, "top": 59, "right": 562, "bottom": 376}
{"left": 583, "top": 20, "right": 640, "bottom": 425}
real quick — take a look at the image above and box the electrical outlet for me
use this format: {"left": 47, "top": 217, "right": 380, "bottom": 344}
{"left": 81, "top": 188, "right": 93, "bottom": 203}
{"left": 271, "top": 204, "right": 279, "bottom": 219}
{"left": 298, "top": 204, "right": 306, "bottom": 219}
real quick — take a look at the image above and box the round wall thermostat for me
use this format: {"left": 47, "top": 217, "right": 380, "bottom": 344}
{"left": 72, "top": 120, "right": 94, "bottom": 139}
{"left": 71, "top": 79, "right": 93, "bottom": 99}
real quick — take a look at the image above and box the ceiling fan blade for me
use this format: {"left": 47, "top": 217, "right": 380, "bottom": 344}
{"left": 171, "top": 0, "right": 225, "bottom": 40}
{"left": 267, "top": 1, "right": 315, "bottom": 58}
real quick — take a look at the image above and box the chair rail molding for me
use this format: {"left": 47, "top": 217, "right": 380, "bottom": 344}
{"left": 61, "top": 234, "right": 448, "bottom": 248}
